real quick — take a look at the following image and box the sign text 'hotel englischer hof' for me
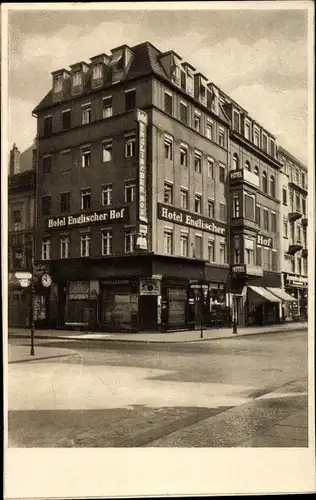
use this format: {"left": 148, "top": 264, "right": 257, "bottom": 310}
{"left": 158, "top": 203, "right": 226, "bottom": 235}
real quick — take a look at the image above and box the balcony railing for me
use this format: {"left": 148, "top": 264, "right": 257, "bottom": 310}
{"left": 229, "top": 168, "right": 260, "bottom": 189}
{"left": 287, "top": 240, "right": 303, "bottom": 255}
{"left": 288, "top": 206, "right": 302, "bottom": 222}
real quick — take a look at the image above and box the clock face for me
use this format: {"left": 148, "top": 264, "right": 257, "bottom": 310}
{"left": 41, "top": 274, "right": 52, "bottom": 287}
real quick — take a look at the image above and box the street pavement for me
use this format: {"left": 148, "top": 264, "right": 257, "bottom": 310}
{"left": 7, "top": 328, "right": 310, "bottom": 448}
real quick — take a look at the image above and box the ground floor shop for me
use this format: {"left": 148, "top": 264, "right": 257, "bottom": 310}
{"left": 282, "top": 273, "right": 308, "bottom": 320}
{"left": 8, "top": 285, "right": 51, "bottom": 328}
{"left": 39, "top": 255, "right": 231, "bottom": 332}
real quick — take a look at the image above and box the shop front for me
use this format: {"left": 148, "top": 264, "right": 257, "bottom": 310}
{"left": 99, "top": 278, "right": 139, "bottom": 332}
{"left": 283, "top": 273, "right": 308, "bottom": 320}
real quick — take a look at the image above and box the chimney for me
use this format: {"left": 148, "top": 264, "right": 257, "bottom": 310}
{"left": 9, "top": 143, "right": 21, "bottom": 175}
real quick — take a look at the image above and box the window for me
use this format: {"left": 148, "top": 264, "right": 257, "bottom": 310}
{"left": 303, "top": 257, "right": 307, "bottom": 275}
{"left": 263, "top": 247, "right": 270, "bottom": 269}
{"left": 262, "top": 133, "right": 268, "bottom": 152}
{"left": 194, "top": 112, "right": 201, "bottom": 132}
{"left": 125, "top": 182, "right": 136, "bottom": 203}
{"left": 42, "top": 155, "right": 52, "bottom": 174}
{"left": 270, "top": 139, "right": 275, "bottom": 158}
{"left": 60, "top": 236, "right": 70, "bottom": 259}
{"left": 254, "top": 165, "right": 259, "bottom": 176}
{"left": 180, "top": 233, "right": 189, "bottom": 257}
{"left": 41, "top": 195, "right": 52, "bottom": 215}
{"left": 180, "top": 71, "right": 186, "bottom": 91}
{"left": 206, "top": 120, "right": 213, "bottom": 140}
{"left": 125, "top": 135, "right": 136, "bottom": 158}
{"left": 302, "top": 197, "right": 306, "bottom": 215}
{"left": 244, "top": 192, "right": 255, "bottom": 220}
{"left": 180, "top": 101, "right": 188, "bottom": 124}
{"left": 232, "top": 153, "right": 239, "bottom": 170}
{"left": 207, "top": 157, "right": 214, "bottom": 178}
{"left": 80, "top": 235, "right": 91, "bottom": 258}
{"left": 163, "top": 229, "right": 173, "bottom": 255}
{"left": 187, "top": 73, "right": 194, "bottom": 95}
{"left": 12, "top": 210, "right": 22, "bottom": 231}
{"left": 256, "top": 204, "right": 261, "bottom": 227}
{"left": 102, "top": 185, "right": 112, "bottom": 206}
{"left": 256, "top": 246, "right": 262, "bottom": 266}
{"left": 271, "top": 211, "right": 277, "bottom": 233}
{"left": 125, "top": 89, "right": 136, "bottom": 111}
{"left": 219, "top": 164, "right": 226, "bottom": 183}
{"left": 297, "top": 226, "right": 302, "bottom": 244}
{"left": 81, "top": 189, "right": 91, "bottom": 210}
{"left": 297, "top": 256, "right": 302, "bottom": 275}
{"left": 41, "top": 238, "right": 51, "bottom": 260}
{"left": 233, "top": 110, "right": 240, "bottom": 132}
{"left": 60, "top": 192, "right": 70, "bottom": 213}
{"left": 180, "top": 188, "right": 188, "bottom": 210}
{"left": 234, "top": 248, "right": 241, "bottom": 264}
{"left": 301, "top": 173, "right": 306, "bottom": 189}
{"left": 233, "top": 196, "right": 240, "bottom": 218}
{"left": 125, "top": 228, "right": 136, "bottom": 253}
{"left": 102, "top": 140, "right": 112, "bottom": 162}
{"left": 245, "top": 237, "right": 255, "bottom": 265}
{"left": 164, "top": 135, "right": 173, "bottom": 160}
{"left": 218, "top": 128, "right": 225, "bottom": 148}
{"left": 263, "top": 208, "right": 269, "bottom": 231}
{"left": 53, "top": 76, "right": 63, "bottom": 93}
{"left": 219, "top": 203, "right": 226, "bottom": 221}
{"left": 303, "top": 227, "right": 307, "bottom": 247}
{"left": 62, "top": 110, "right": 71, "bottom": 130}
{"left": 180, "top": 145, "right": 188, "bottom": 167}
{"left": 270, "top": 175, "right": 276, "bottom": 198}
{"left": 245, "top": 161, "right": 251, "bottom": 171}
{"left": 164, "top": 182, "right": 173, "bottom": 204}
{"left": 295, "top": 169, "right": 300, "bottom": 184}
{"left": 283, "top": 218, "right": 288, "bottom": 238}
{"left": 81, "top": 147, "right": 91, "bottom": 168}
{"left": 290, "top": 222, "right": 294, "bottom": 242}
{"left": 289, "top": 190, "right": 294, "bottom": 211}
{"left": 194, "top": 151, "right": 202, "bottom": 173}
{"left": 208, "top": 199, "right": 215, "bottom": 218}
{"left": 92, "top": 64, "right": 102, "bottom": 80}
{"left": 103, "top": 97, "right": 112, "bottom": 118}
{"left": 194, "top": 195, "right": 202, "bottom": 213}
{"left": 262, "top": 171, "right": 268, "bottom": 193}
{"left": 172, "top": 65, "right": 181, "bottom": 85}
{"left": 296, "top": 193, "right": 301, "bottom": 212}
{"left": 194, "top": 235, "right": 203, "bottom": 259}
{"left": 82, "top": 104, "right": 91, "bottom": 125}
{"left": 253, "top": 128, "right": 260, "bottom": 147}
{"left": 282, "top": 188, "right": 287, "bottom": 205}
{"left": 219, "top": 242, "right": 226, "bottom": 264}
{"left": 101, "top": 230, "right": 112, "bottom": 256}
{"left": 164, "top": 91, "right": 173, "bottom": 115}
{"left": 73, "top": 71, "right": 82, "bottom": 87}
{"left": 244, "top": 121, "right": 251, "bottom": 140}
{"left": 208, "top": 239, "right": 215, "bottom": 262}
{"left": 43, "top": 116, "right": 52, "bottom": 137}
{"left": 291, "top": 257, "right": 295, "bottom": 274}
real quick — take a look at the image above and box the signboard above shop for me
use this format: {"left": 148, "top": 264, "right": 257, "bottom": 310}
{"left": 45, "top": 207, "right": 129, "bottom": 231}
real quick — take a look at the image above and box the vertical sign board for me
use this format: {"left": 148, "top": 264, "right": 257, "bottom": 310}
{"left": 137, "top": 110, "right": 148, "bottom": 223}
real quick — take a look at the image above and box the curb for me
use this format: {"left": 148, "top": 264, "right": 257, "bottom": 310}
{"left": 8, "top": 326, "right": 308, "bottom": 344}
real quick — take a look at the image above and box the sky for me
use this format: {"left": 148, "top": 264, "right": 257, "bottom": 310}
{"left": 6, "top": 3, "right": 311, "bottom": 165}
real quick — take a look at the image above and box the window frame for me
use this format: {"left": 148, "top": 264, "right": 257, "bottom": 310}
{"left": 80, "top": 234, "right": 91, "bottom": 258}
{"left": 102, "top": 184, "right": 113, "bottom": 206}
{"left": 101, "top": 229, "right": 112, "bottom": 256}
{"left": 125, "top": 134, "right": 136, "bottom": 158}
{"left": 164, "top": 182, "right": 173, "bottom": 204}
{"left": 81, "top": 189, "right": 91, "bottom": 210}
{"left": 81, "top": 103, "right": 92, "bottom": 125}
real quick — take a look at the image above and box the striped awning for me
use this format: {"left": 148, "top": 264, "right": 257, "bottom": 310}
{"left": 266, "top": 287, "right": 297, "bottom": 302}
{"left": 248, "top": 286, "right": 282, "bottom": 303}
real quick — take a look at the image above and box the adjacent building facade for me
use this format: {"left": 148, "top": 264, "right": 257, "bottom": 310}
{"left": 30, "top": 41, "right": 308, "bottom": 332}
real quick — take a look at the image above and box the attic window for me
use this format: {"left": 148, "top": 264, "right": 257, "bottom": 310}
{"left": 73, "top": 71, "right": 82, "bottom": 87}
{"left": 53, "top": 75, "right": 63, "bottom": 93}
{"left": 109, "top": 53, "right": 124, "bottom": 71}
{"left": 92, "top": 64, "right": 103, "bottom": 80}
{"left": 172, "top": 65, "right": 181, "bottom": 86}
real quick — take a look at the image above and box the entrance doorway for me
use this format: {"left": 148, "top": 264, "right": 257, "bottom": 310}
{"left": 139, "top": 296, "right": 157, "bottom": 330}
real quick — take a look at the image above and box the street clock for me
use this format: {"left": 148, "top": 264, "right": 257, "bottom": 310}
{"left": 41, "top": 273, "right": 52, "bottom": 287}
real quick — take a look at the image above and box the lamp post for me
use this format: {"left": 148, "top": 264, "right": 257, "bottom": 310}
{"left": 30, "top": 236, "right": 35, "bottom": 355}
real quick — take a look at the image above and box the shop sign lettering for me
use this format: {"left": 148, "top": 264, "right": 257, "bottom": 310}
{"left": 257, "top": 234, "right": 273, "bottom": 247}
{"left": 158, "top": 203, "right": 226, "bottom": 236}
{"left": 46, "top": 207, "right": 128, "bottom": 230}
{"left": 100, "top": 279, "right": 131, "bottom": 286}
{"left": 138, "top": 114, "right": 148, "bottom": 223}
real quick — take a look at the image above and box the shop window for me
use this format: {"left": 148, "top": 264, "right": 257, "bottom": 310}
{"left": 164, "top": 91, "right": 173, "bottom": 115}
{"left": 167, "top": 287, "right": 187, "bottom": 327}
{"left": 41, "top": 238, "right": 51, "bottom": 260}
{"left": 60, "top": 236, "right": 70, "bottom": 259}
{"left": 180, "top": 145, "right": 188, "bottom": 167}
{"left": 164, "top": 182, "right": 173, "bottom": 204}
{"left": 180, "top": 233, "right": 189, "bottom": 257}
{"left": 80, "top": 234, "right": 91, "bottom": 257}
{"left": 208, "top": 239, "right": 215, "bottom": 262}
{"left": 125, "top": 135, "right": 136, "bottom": 158}
{"left": 125, "top": 228, "right": 136, "bottom": 253}
{"left": 101, "top": 230, "right": 112, "bottom": 256}
{"left": 102, "top": 141, "right": 112, "bottom": 162}
{"left": 163, "top": 229, "right": 173, "bottom": 255}
{"left": 101, "top": 290, "right": 138, "bottom": 327}
{"left": 103, "top": 97, "right": 113, "bottom": 118}
{"left": 164, "top": 135, "right": 173, "bottom": 160}
{"left": 180, "top": 188, "right": 188, "bottom": 210}
{"left": 194, "top": 151, "right": 202, "bottom": 173}
{"left": 102, "top": 185, "right": 112, "bottom": 206}
{"left": 33, "top": 296, "right": 47, "bottom": 321}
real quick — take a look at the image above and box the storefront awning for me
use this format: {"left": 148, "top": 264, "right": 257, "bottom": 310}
{"left": 248, "top": 286, "right": 282, "bottom": 303}
{"left": 266, "top": 287, "right": 297, "bottom": 302}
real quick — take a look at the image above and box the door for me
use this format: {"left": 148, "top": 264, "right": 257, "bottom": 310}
{"left": 139, "top": 296, "right": 157, "bottom": 330}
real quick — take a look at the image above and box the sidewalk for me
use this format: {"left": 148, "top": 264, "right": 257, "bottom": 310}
{"left": 8, "top": 321, "right": 308, "bottom": 343}
{"left": 8, "top": 344, "right": 77, "bottom": 364}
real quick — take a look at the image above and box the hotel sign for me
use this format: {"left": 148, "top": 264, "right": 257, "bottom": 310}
{"left": 257, "top": 234, "right": 273, "bottom": 248}
{"left": 158, "top": 203, "right": 226, "bottom": 236}
{"left": 45, "top": 207, "right": 128, "bottom": 230}
{"left": 137, "top": 110, "right": 148, "bottom": 223}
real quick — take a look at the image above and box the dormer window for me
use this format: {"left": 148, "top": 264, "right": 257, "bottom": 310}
{"left": 92, "top": 64, "right": 103, "bottom": 80}
{"left": 244, "top": 120, "right": 251, "bottom": 140}
{"left": 187, "top": 72, "right": 194, "bottom": 95}
{"left": 172, "top": 65, "right": 181, "bottom": 86}
{"left": 109, "top": 51, "right": 124, "bottom": 71}
{"left": 73, "top": 71, "right": 82, "bottom": 87}
{"left": 195, "top": 74, "right": 207, "bottom": 105}
{"left": 53, "top": 75, "right": 63, "bottom": 93}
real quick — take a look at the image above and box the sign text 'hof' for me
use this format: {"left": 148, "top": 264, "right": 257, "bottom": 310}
{"left": 46, "top": 207, "right": 128, "bottom": 230}
{"left": 137, "top": 110, "right": 148, "bottom": 223}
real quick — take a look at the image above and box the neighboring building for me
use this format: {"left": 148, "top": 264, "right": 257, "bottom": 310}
{"left": 278, "top": 146, "right": 308, "bottom": 319}
{"left": 31, "top": 41, "right": 304, "bottom": 332}
{"left": 8, "top": 143, "right": 37, "bottom": 326}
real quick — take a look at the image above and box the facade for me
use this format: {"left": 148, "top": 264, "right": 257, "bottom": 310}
{"left": 8, "top": 143, "right": 43, "bottom": 326}
{"left": 277, "top": 146, "right": 308, "bottom": 319}
{"left": 31, "top": 41, "right": 304, "bottom": 332}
